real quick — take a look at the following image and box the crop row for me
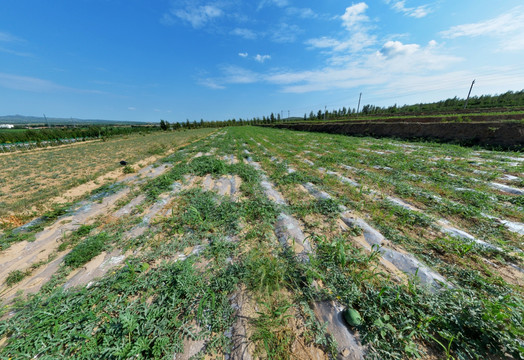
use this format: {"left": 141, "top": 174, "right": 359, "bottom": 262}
{"left": 0, "top": 127, "right": 522, "bottom": 359}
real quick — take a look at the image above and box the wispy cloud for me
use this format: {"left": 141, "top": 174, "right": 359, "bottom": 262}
{"left": 385, "top": 1, "right": 432, "bottom": 18}
{"left": 221, "top": 65, "right": 259, "bottom": 84}
{"left": 306, "top": 33, "right": 375, "bottom": 53}
{"left": 257, "top": 0, "right": 289, "bottom": 11}
{"left": 0, "top": 31, "right": 32, "bottom": 57}
{"left": 199, "top": 65, "right": 259, "bottom": 89}
{"left": 201, "top": 38, "right": 461, "bottom": 94}
{"left": 231, "top": 28, "right": 257, "bottom": 40}
{"left": 0, "top": 31, "right": 22, "bottom": 42}
{"left": 238, "top": 52, "right": 249, "bottom": 58}
{"left": 441, "top": 6, "right": 524, "bottom": 37}
{"left": 285, "top": 7, "right": 318, "bottom": 19}
{"left": 0, "top": 72, "right": 107, "bottom": 94}
{"left": 271, "top": 23, "right": 302, "bottom": 43}
{"left": 440, "top": 6, "right": 524, "bottom": 51}
{"left": 0, "top": 73, "right": 67, "bottom": 92}
{"left": 0, "top": 46, "right": 32, "bottom": 57}
{"left": 198, "top": 78, "right": 226, "bottom": 89}
{"left": 162, "top": 3, "right": 224, "bottom": 28}
{"left": 254, "top": 54, "right": 271, "bottom": 63}
{"left": 128, "top": 107, "right": 136, "bottom": 111}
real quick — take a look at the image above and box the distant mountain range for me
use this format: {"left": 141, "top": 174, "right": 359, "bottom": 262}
{"left": 0, "top": 115, "right": 151, "bottom": 126}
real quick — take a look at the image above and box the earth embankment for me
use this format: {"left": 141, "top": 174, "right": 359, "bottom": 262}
{"left": 266, "top": 121, "right": 524, "bottom": 150}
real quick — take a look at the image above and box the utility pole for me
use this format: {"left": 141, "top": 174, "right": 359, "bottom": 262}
{"left": 288, "top": 110, "right": 290, "bottom": 119}
{"left": 356, "top": 92, "right": 362, "bottom": 114}
{"left": 464, "top": 80, "right": 475, "bottom": 109}
{"left": 324, "top": 106, "right": 327, "bottom": 121}
{"left": 43, "top": 114, "right": 50, "bottom": 128}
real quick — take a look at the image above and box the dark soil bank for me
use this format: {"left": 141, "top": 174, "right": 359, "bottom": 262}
{"left": 266, "top": 122, "right": 524, "bottom": 150}
{"left": 324, "top": 113, "right": 524, "bottom": 123}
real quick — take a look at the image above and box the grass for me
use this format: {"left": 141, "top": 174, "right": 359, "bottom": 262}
{"left": 63, "top": 232, "right": 109, "bottom": 268}
{"left": 4, "top": 270, "right": 31, "bottom": 287}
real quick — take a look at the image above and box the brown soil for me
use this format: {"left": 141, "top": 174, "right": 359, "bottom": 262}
{"left": 0, "top": 215, "right": 24, "bottom": 228}
{"left": 51, "top": 152, "right": 174, "bottom": 206}
{"left": 269, "top": 122, "right": 524, "bottom": 150}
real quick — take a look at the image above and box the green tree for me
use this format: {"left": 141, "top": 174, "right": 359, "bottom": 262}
{"left": 160, "top": 119, "right": 169, "bottom": 131}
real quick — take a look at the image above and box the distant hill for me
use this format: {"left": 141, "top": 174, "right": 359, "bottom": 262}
{"left": 0, "top": 115, "right": 150, "bottom": 126}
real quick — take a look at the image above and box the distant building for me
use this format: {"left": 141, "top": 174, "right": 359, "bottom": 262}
{"left": 0, "top": 124, "right": 14, "bottom": 129}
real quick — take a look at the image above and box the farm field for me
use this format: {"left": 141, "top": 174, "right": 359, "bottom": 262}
{"left": 0, "top": 128, "right": 214, "bottom": 226}
{"left": 0, "top": 126, "right": 523, "bottom": 359}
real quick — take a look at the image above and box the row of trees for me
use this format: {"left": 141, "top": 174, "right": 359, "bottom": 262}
{"left": 159, "top": 90, "right": 524, "bottom": 130}
{"left": 299, "top": 90, "right": 524, "bottom": 120}
{"left": 332, "top": 90, "right": 524, "bottom": 118}
{"left": 0, "top": 125, "right": 158, "bottom": 144}
{"left": 158, "top": 115, "right": 289, "bottom": 131}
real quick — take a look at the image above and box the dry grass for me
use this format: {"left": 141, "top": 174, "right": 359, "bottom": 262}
{"left": 0, "top": 129, "right": 214, "bottom": 223}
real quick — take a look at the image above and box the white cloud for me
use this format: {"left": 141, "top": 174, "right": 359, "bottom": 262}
{"left": 379, "top": 40, "right": 420, "bottom": 58}
{"left": 440, "top": 6, "right": 524, "bottom": 51}
{"left": 385, "top": 1, "right": 431, "bottom": 18}
{"left": 254, "top": 54, "right": 271, "bottom": 63}
{"left": 441, "top": 6, "right": 524, "bottom": 38}
{"left": 307, "top": 3, "right": 375, "bottom": 54}
{"left": 128, "top": 107, "right": 136, "bottom": 111}
{"left": 373, "top": 40, "right": 460, "bottom": 72}
{"left": 231, "top": 28, "right": 257, "bottom": 40}
{"left": 306, "top": 33, "right": 376, "bottom": 53}
{"left": 166, "top": 4, "right": 224, "bottom": 28}
{"left": 341, "top": 3, "right": 369, "bottom": 30}
{"left": 306, "top": 5, "right": 376, "bottom": 55}
{"left": 238, "top": 52, "right": 249, "bottom": 58}
{"left": 200, "top": 38, "right": 462, "bottom": 94}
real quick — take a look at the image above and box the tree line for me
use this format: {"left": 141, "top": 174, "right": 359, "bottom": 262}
{"left": 160, "top": 89, "right": 524, "bottom": 129}
{"left": 0, "top": 126, "right": 158, "bottom": 144}
{"left": 308, "top": 90, "right": 524, "bottom": 120}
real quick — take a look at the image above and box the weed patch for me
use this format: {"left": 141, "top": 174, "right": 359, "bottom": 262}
{"left": 64, "top": 232, "right": 109, "bottom": 268}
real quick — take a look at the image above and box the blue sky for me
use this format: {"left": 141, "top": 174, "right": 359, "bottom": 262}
{"left": 1, "top": 0, "right": 523, "bottom": 123}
